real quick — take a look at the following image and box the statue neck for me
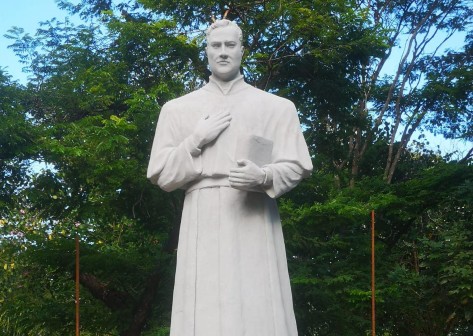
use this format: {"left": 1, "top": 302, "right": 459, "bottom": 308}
{"left": 209, "top": 74, "right": 244, "bottom": 95}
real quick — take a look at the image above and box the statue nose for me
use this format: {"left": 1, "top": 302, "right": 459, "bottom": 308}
{"left": 219, "top": 45, "right": 229, "bottom": 55}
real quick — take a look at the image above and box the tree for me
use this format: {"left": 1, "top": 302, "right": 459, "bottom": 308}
{"left": 351, "top": 0, "right": 472, "bottom": 184}
{"left": 2, "top": 6, "right": 187, "bottom": 334}
{"left": 0, "top": 70, "right": 37, "bottom": 210}
{"left": 282, "top": 163, "right": 473, "bottom": 335}
{"left": 377, "top": 166, "right": 473, "bottom": 335}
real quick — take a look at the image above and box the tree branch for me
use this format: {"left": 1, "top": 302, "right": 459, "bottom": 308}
{"left": 78, "top": 272, "right": 133, "bottom": 311}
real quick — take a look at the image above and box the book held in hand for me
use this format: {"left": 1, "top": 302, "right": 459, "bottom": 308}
{"left": 235, "top": 135, "right": 273, "bottom": 167}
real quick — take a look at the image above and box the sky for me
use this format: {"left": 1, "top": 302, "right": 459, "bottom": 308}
{"left": 0, "top": 0, "right": 471, "bottom": 157}
{"left": 0, "top": 0, "right": 77, "bottom": 83}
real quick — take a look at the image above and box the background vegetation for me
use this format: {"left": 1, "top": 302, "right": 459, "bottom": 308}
{"left": 1, "top": 0, "right": 472, "bottom": 335}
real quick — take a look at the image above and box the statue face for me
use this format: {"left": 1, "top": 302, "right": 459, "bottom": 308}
{"left": 206, "top": 26, "right": 243, "bottom": 82}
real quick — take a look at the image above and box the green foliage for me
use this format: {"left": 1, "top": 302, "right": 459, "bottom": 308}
{"left": 280, "top": 164, "right": 473, "bottom": 335}
{"left": 0, "top": 71, "right": 38, "bottom": 210}
{"left": 376, "top": 177, "right": 473, "bottom": 336}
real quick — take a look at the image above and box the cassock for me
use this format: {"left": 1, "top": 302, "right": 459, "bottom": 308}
{"left": 147, "top": 74, "right": 312, "bottom": 336}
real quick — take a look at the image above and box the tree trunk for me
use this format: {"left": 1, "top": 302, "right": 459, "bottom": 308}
{"left": 121, "top": 270, "right": 162, "bottom": 336}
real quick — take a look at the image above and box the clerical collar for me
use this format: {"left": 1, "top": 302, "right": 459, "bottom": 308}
{"left": 208, "top": 74, "right": 245, "bottom": 95}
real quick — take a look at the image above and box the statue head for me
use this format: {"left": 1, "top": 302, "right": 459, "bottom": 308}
{"left": 205, "top": 19, "right": 244, "bottom": 82}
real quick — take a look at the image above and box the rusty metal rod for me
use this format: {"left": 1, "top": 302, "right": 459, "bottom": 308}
{"left": 75, "top": 234, "right": 80, "bottom": 336}
{"left": 371, "top": 210, "right": 376, "bottom": 336}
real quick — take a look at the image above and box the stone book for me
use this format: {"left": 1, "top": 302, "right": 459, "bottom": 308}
{"left": 235, "top": 135, "right": 273, "bottom": 167}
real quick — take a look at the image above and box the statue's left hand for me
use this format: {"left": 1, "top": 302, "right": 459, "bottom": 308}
{"left": 229, "top": 159, "right": 265, "bottom": 189}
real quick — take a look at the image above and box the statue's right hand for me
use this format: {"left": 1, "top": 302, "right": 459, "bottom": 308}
{"left": 192, "top": 109, "right": 232, "bottom": 148}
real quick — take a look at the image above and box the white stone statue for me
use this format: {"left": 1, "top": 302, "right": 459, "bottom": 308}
{"left": 147, "top": 19, "right": 313, "bottom": 336}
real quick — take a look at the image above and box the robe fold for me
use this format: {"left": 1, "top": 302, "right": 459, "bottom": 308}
{"left": 147, "top": 75, "right": 312, "bottom": 336}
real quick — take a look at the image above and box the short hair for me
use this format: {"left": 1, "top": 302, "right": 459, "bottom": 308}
{"left": 205, "top": 19, "right": 243, "bottom": 44}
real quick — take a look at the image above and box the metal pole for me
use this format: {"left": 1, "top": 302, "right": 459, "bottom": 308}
{"left": 75, "top": 234, "right": 80, "bottom": 336}
{"left": 371, "top": 210, "right": 376, "bottom": 336}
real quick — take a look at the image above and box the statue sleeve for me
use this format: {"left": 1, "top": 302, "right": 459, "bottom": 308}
{"left": 147, "top": 103, "right": 202, "bottom": 192}
{"left": 261, "top": 102, "right": 313, "bottom": 198}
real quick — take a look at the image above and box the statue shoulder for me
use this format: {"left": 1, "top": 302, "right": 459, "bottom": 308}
{"left": 247, "top": 86, "right": 296, "bottom": 111}
{"left": 161, "top": 88, "right": 207, "bottom": 112}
